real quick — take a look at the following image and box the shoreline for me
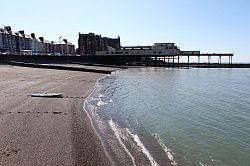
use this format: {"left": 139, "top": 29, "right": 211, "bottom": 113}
{"left": 85, "top": 70, "right": 174, "bottom": 166}
{"left": 83, "top": 74, "right": 115, "bottom": 165}
{"left": 0, "top": 65, "right": 112, "bottom": 165}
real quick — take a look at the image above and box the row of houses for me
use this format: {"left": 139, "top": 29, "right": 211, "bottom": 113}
{"left": 0, "top": 26, "right": 75, "bottom": 55}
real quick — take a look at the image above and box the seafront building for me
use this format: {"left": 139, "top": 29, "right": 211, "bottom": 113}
{"left": 78, "top": 34, "right": 233, "bottom": 66}
{"left": 0, "top": 26, "right": 75, "bottom": 55}
{"left": 1, "top": 28, "right": 233, "bottom": 66}
{"left": 95, "top": 43, "right": 200, "bottom": 56}
{"left": 77, "top": 33, "right": 200, "bottom": 57}
{"left": 77, "top": 32, "right": 120, "bottom": 55}
{"left": 0, "top": 32, "right": 2, "bottom": 50}
{"left": 54, "top": 39, "right": 76, "bottom": 55}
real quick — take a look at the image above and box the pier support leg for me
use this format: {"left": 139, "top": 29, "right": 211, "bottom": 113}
{"left": 178, "top": 55, "right": 180, "bottom": 68}
{"left": 173, "top": 56, "right": 175, "bottom": 67}
{"left": 164, "top": 56, "right": 166, "bottom": 67}
{"left": 198, "top": 56, "right": 200, "bottom": 67}
{"left": 208, "top": 56, "right": 210, "bottom": 67}
{"left": 229, "top": 56, "right": 232, "bottom": 67}
{"left": 168, "top": 57, "right": 170, "bottom": 67}
{"left": 188, "top": 56, "right": 190, "bottom": 68}
{"left": 155, "top": 56, "right": 157, "bottom": 67}
{"left": 219, "top": 56, "right": 221, "bottom": 68}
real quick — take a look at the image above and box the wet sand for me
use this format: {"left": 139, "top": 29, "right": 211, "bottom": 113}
{"left": 0, "top": 65, "right": 112, "bottom": 165}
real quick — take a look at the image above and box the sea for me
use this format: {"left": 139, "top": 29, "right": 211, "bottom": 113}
{"left": 85, "top": 67, "right": 250, "bottom": 166}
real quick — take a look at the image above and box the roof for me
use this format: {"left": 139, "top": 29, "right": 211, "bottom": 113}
{"left": 154, "top": 43, "right": 175, "bottom": 46}
{"left": 24, "top": 34, "right": 32, "bottom": 39}
{"left": 44, "top": 40, "right": 51, "bottom": 43}
{"left": 15, "top": 32, "right": 23, "bottom": 37}
{"left": 53, "top": 41, "right": 74, "bottom": 45}
{"left": 11, "top": 32, "right": 17, "bottom": 36}
{"left": 1, "top": 29, "right": 9, "bottom": 34}
{"left": 53, "top": 42, "right": 63, "bottom": 45}
{"left": 67, "top": 42, "right": 74, "bottom": 45}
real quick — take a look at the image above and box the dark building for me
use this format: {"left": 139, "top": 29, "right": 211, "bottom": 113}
{"left": 78, "top": 33, "right": 120, "bottom": 55}
{"left": 102, "top": 36, "right": 121, "bottom": 51}
{"left": 1, "top": 28, "right": 10, "bottom": 52}
{"left": 1, "top": 27, "right": 13, "bottom": 52}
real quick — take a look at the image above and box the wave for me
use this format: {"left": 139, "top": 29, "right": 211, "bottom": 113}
{"left": 84, "top": 73, "right": 177, "bottom": 166}
{"left": 153, "top": 134, "right": 178, "bottom": 165}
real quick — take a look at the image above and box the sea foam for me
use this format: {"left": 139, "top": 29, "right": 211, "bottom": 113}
{"left": 109, "top": 119, "right": 159, "bottom": 166}
{"left": 153, "top": 134, "right": 178, "bottom": 165}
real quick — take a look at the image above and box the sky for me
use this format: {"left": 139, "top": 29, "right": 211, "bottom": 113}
{"left": 1, "top": 0, "right": 250, "bottom": 62}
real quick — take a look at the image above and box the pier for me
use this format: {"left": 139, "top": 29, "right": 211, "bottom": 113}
{"left": 93, "top": 53, "right": 234, "bottom": 68}
{"left": 2, "top": 53, "right": 250, "bottom": 68}
{"left": 94, "top": 43, "right": 235, "bottom": 68}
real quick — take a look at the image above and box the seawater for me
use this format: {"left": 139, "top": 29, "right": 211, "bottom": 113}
{"left": 85, "top": 68, "right": 250, "bottom": 166}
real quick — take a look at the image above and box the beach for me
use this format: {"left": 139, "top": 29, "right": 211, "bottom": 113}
{"left": 0, "top": 65, "right": 112, "bottom": 166}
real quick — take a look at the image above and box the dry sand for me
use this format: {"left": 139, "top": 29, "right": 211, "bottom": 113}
{"left": 0, "top": 65, "right": 112, "bottom": 166}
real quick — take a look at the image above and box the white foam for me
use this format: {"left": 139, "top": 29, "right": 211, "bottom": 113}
{"left": 153, "top": 134, "right": 178, "bottom": 165}
{"left": 97, "top": 101, "right": 108, "bottom": 106}
{"left": 109, "top": 120, "right": 137, "bottom": 166}
{"left": 126, "top": 130, "right": 159, "bottom": 166}
{"left": 98, "top": 94, "right": 105, "bottom": 98}
{"left": 109, "top": 119, "right": 159, "bottom": 166}
{"left": 83, "top": 74, "right": 116, "bottom": 166}
{"left": 87, "top": 97, "right": 99, "bottom": 101}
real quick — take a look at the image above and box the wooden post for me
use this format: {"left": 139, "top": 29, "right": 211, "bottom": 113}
{"left": 188, "top": 55, "right": 190, "bottom": 68}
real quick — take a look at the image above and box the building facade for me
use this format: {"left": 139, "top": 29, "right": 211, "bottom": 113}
{"left": 0, "top": 26, "right": 75, "bottom": 55}
{"left": 1, "top": 27, "right": 11, "bottom": 52}
{"left": 54, "top": 39, "right": 76, "bottom": 55}
{"left": 0, "top": 31, "right": 3, "bottom": 52}
{"left": 78, "top": 33, "right": 120, "bottom": 55}
{"left": 31, "top": 33, "right": 39, "bottom": 54}
{"left": 96, "top": 43, "right": 184, "bottom": 56}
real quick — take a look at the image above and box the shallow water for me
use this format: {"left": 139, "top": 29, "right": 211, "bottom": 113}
{"left": 86, "top": 68, "right": 250, "bottom": 166}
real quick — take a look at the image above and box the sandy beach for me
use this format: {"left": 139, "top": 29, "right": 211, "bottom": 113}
{"left": 0, "top": 65, "right": 112, "bottom": 165}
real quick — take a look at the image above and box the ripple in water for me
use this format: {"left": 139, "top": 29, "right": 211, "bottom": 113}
{"left": 86, "top": 68, "right": 250, "bottom": 166}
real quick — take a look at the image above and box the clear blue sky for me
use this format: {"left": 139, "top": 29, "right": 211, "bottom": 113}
{"left": 1, "top": 0, "right": 250, "bottom": 62}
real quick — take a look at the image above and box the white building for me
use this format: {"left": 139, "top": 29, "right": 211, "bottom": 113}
{"left": 31, "top": 38, "right": 39, "bottom": 54}
{"left": 96, "top": 43, "right": 181, "bottom": 56}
